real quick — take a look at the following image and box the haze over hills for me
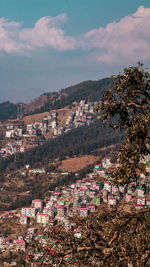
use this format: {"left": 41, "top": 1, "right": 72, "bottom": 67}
{"left": 0, "top": 77, "right": 113, "bottom": 120}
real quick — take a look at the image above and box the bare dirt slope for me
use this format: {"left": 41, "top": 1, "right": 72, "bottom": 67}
{"left": 22, "top": 112, "right": 49, "bottom": 124}
{"left": 59, "top": 155, "right": 99, "bottom": 172}
{"left": 22, "top": 107, "right": 72, "bottom": 127}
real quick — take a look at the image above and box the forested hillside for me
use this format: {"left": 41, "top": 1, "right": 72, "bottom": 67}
{"left": 0, "top": 102, "right": 17, "bottom": 120}
{"left": 30, "top": 77, "right": 113, "bottom": 115}
{"left": 0, "top": 118, "right": 125, "bottom": 173}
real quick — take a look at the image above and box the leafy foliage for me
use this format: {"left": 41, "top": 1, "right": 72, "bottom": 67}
{"left": 97, "top": 63, "right": 150, "bottom": 184}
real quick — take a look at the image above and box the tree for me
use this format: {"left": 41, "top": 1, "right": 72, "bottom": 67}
{"left": 27, "top": 207, "right": 150, "bottom": 266}
{"left": 96, "top": 62, "right": 150, "bottom": 184}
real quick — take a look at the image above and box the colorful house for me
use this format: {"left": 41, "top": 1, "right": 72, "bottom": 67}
{"left": 32, "top": 199, "right": 43, "bottom": 210}
{"left": 80, "top": 207, "right": 89, "bottom": 217}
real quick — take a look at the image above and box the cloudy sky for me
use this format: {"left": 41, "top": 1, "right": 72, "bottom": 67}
{"left": 0, "top": 0, "right": 150, "bottom": 103}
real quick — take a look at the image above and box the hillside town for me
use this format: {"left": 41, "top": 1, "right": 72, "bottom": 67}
{"left": 0, "top": 94, "right": 149, "bottom": 265}
{"left": 0, "top": 154, "right": 149, "bottom": 265}
{"left": 0, "top": 100, "right": 98, "bottom": 158}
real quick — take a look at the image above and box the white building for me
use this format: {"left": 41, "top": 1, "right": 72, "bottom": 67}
{"left": 27, "top": 124, "right": 33, "bottom": 131}
{"left": 137, "top": 188, "right": 145, "bottom": 197}
{"left": 5, "top": 130, "right": 14, "bottom": 138}
{"left": 108, "top": 195, "right": 117, "bottom": 205}
{"left": 43, "top": 208, "right": 51, "bottom": 216}
{"left": 137, "top": 197, "right": 145, "bottom": 205}
{"left": 102, "top": 158, "right": 112, "bottom": 168}
{"left": 104, "top": 181, "right": 112, "bottom": 192}
{"left": 37, "top": 214, "right": 49, "bottom": 224}
{"left": 29, "top": 168, "right": 45, "bottom": 174}
{"left": 112, "top": 185, "right": 118, "bottom": 194}
{"left": 51, "top": 120, "right": 57, "bottom": 129}
{"left": 21, "top": 208, "right": 37, "bottom": 217}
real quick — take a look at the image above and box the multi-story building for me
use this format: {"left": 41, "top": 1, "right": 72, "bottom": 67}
{"left": 104, "top": 181, "right": 112, "bottom": 192}
{"left": 137, "top": 197, "right": 145, "bottom": 205}
{"left": 32, "top": 199, "right": 43, "bottom": 210}
{"left": 37, "top": 214, "right": 49, "bottom": 224}
{"left": 21, "top": 208, "right": 37, "bottom": 217}
{"left": 43, "top": 208, "right": 52, "bottom": 216}
{"left": 137, "top": 188, "right": 145, "bottom": 198}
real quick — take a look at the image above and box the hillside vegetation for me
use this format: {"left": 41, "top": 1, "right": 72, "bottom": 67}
{"left": 27, "top": 77, "right": 113, "bottom": 115}
{"left": 0, "top": 118, "right": 125, "bottom": 173}
{"left": 0, "top": 102, "right": 17, "bottom": 120}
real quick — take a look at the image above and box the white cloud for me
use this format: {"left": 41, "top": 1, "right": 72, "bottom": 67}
{"left": 0, "top": 18, "right": 26, "bottom": 54}
{"left": 20, "top": 14, "right": 78, "bottom": 51}
{"left": 0, "top": 6, "right": 150, "bottom": 65}
{"left": 0, "top": 14, "right": 78, "bottom": 54}
{"left": 81, "top": 5, "right": 150, "bottom": 64}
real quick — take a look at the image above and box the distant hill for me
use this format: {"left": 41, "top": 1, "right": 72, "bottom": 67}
{"left": 23, "top": 77, "right": 113, "bottom": 115}
{"left": 0, "top": 102, "right": 17, "bottom": 121}
{"left": 0, "top": 77, "right": 113, "bottom": 120}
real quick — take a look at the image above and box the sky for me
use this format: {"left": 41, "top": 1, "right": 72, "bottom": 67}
{"left": 0, "top": 0, "right": 150, "bottom": 103}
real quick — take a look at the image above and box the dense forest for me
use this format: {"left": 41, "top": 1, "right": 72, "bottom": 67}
{"left": 0, "top": 102, "right": 17, "bottom": 120}
{"left": 0, "top": 118, "right": 125, "bottom": 173}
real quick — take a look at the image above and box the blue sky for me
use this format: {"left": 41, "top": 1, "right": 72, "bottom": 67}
{"left": 0, "top": 0, "right": 150, "bottom": 103}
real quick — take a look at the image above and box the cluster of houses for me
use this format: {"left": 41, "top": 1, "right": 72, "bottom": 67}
{"left": 0, "top": 140, "right": 26, "bottom": 157}
{"left": 65, "top": 100, "right": 98, "bottom": 130}
{"left": 23, "top": 100, "right": 98, "bottom": 136}
{"left": 0, "top": 100, "right": 99, "bottom": 159}
{"left": 26, "top": 110, "right": 59, "bottom": 136}
{"left": 0, "top": 157, "right": 149, "bottom": 258}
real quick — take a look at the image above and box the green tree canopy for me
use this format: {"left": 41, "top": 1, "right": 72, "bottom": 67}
{"left": 97, "top": 62, "right": 150, "bottom": 184}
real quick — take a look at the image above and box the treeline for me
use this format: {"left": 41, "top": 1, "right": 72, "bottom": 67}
{"left": 0, "top": 118, "right": 125, "bottom": 173}
{"left": 0, "top": 102, "right": 17, "bottom": 120}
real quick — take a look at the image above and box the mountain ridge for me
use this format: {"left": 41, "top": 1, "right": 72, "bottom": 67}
{"left": 0, "top": 77, "right": 113, "bottom": 120}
